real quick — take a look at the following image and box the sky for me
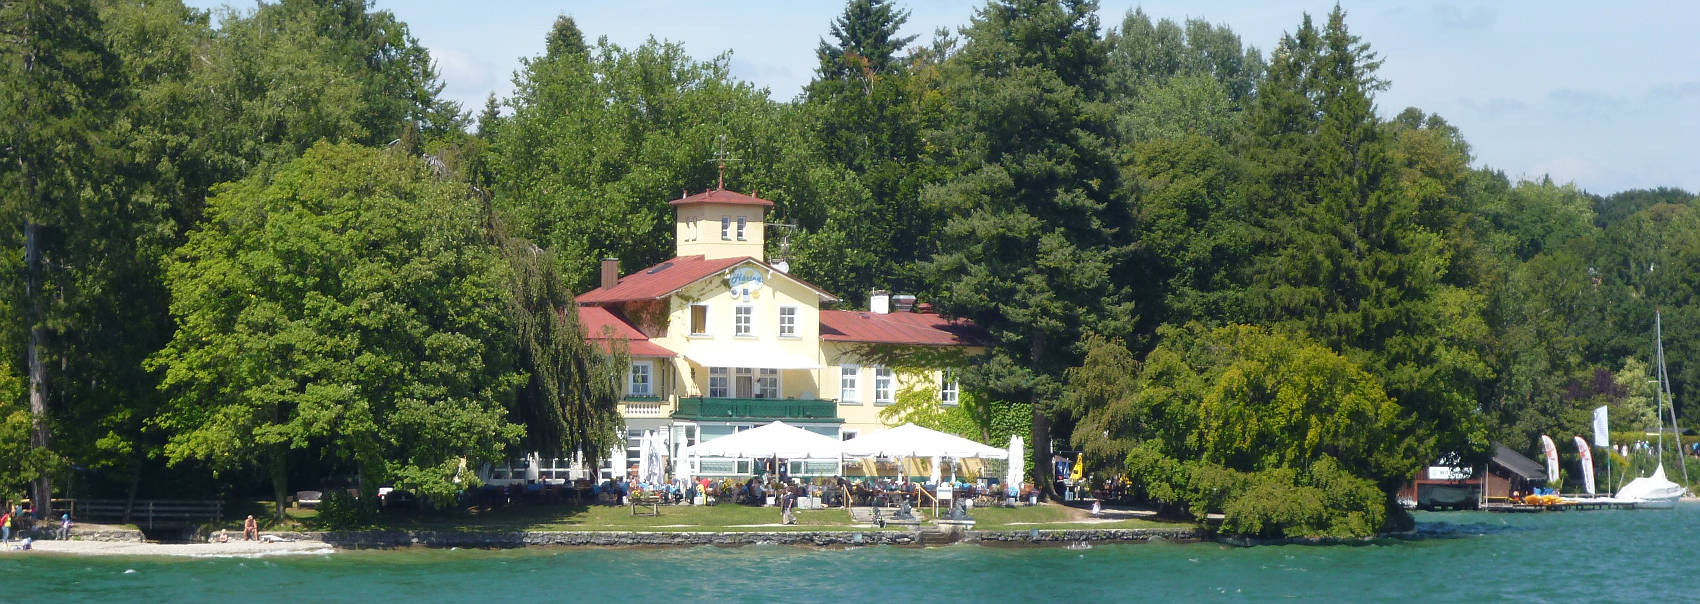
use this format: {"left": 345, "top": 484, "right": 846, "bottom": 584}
{"left": 192, "top": 1, "right": 1699, "bottom": 196}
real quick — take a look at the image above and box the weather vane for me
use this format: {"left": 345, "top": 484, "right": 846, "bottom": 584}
{"left": 706, "top": 133, "right": 741, "bottom": 190}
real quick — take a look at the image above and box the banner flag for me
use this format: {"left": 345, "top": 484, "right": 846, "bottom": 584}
{"left": 1574, "top": 435, "right": 1595, "bottom": 495}
{"left": 1540, "top": 435, "right": 1560, "bottom": 486}
{"left": 1592, "top": 406, "right": 1610, "bottom": 447}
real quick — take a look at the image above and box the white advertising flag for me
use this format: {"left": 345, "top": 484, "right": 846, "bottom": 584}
{"left": 1574, "top": 435, "right": 1595, "bottom": 495}
{"left": 1592, "top": 405, "right": 1610, "bottom": 447}
{"left": 1539, "top": 435, "right": 1560, "bottom": 486}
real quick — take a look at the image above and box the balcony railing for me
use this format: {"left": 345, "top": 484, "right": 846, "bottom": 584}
{"left": 672, "top": 396, "right": 841, "bottom": 422}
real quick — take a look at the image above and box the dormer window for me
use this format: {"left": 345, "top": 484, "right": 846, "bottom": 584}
{"left": 721, "top": 216, "right": 731, "bottom": 241}
{"left": 736, "top": 217, "right": 747, "bottom": 241}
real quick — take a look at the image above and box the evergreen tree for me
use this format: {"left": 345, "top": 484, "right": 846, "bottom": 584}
{"left": 922, "top": 0, "right": 1130, "bottom": 498}
{"left": 0, "top": 0, "right": 126, "bottom": 515}
{"left": 813, "top": 0, "right": 916, "bottom": 83}
{"left": 1240, "top": 7, "right": 1491, "bottom": 474}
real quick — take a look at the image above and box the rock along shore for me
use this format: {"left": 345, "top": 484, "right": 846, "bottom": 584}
{"left": 290, "top": 526, "right": 1201, "bottom": 549}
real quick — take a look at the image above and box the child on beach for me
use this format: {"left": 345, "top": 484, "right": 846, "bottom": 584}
{"left": 57, "top": 514, "right": 71, "bottom": 540}
{"left": 0, "top": 509, "right": 11, "bottom": 545}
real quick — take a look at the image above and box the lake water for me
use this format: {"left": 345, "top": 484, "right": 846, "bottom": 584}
{"left": 12, "top": 504, "right": 1694, "bottom": 602}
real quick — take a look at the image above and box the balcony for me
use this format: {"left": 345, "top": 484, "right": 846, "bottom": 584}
{"left": 673, "top": 397, "right": 841, "bottom": 423}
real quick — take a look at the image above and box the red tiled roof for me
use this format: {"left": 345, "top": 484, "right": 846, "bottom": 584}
{"left": 819, "top": 310, "right": 986, "bottom": 347}
{"left": 576, "top": 255, "right": 839, "bottom": 304}
{"left": 668, "top": 187, "right": 774, "bottom": 207}
{"left": 575, "top": 306, "right": 675, "bottom": 357}
{"left": 576, "top": 255, "right": 746, "bottom": 303}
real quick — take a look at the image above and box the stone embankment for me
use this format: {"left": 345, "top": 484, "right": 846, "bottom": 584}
{"left": 274, "top": 526, "right": 1201, "bottom": 549}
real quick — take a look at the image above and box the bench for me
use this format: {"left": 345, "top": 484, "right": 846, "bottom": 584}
{"left": 629, "top": 494, "right": 662, "bottom": 516}
{"left": 295, "top": 491, "right": 323, "bottom": 508}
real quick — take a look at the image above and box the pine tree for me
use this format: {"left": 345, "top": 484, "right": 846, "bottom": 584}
{"left": 923, "top": 0, "right": 1131, "bottom": 499}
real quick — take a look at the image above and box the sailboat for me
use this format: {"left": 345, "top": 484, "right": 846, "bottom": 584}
{"left": 1614, "top": 312, "right": 1690, "bottom": 509}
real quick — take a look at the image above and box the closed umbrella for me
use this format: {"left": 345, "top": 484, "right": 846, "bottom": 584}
{"left": 928, "top": 455, "right": 942, "bottom": 485}
{"left": 672, "top": 430, "right": 691, "bottom": 486}
{"left": 648, "top": 431, "right": 667, "bottom": 485}
{"left": 525, "top": 453, "right": 540, "bottom": 482}
{"left": 636, "top": 431, "right": 652, "bottom": 484}
{"left": 1006, "top": 435, "right": 1023, "bottom": 497}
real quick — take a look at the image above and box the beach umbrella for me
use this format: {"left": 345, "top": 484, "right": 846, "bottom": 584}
{"left": 928, "top": 455, "right": 942, "bottom": 484}
{"left": 1006, "top": 435, "right": 1023, "bottom": 496}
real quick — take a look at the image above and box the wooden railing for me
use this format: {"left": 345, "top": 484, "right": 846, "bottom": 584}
{"left": 44, "top": 499, "right": 224, "bottom": 530}
{"left": 915, "top": 487, "right": 938, "bottom": 519}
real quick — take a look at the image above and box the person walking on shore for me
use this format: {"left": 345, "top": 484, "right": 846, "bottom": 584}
{"left": 57, "top": 514, "right": 71, "bottom": 540}
{"left": 243, "top": 515, "right": 258, "bottom": 541}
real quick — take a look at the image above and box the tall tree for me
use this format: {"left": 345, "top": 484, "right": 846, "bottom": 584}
{"left": 792, "top": 0, "right": 944, "bottom": 299}
{"left": 151, "top": 143, "right": 522, "bottom": 519}
{"left": 492, "top": 27, "right": 808, "bottom": 292}
{"left": 922, "top": 0, "right": 1130, "bottom": 498}
{"left": 814, "top": 0, "right": 916, "bottom": 82}
{"left": 1239, "top": 7, "right": 1491, "bottom": 472}
{"left": 0, "top": 0, "right": 126, "bottom": 515}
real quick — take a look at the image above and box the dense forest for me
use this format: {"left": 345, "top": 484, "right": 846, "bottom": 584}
{"left": 3, "top": 0, "right": 1696, "bottom": 537}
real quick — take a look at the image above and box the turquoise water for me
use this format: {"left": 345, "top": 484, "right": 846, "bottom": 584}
{"left": 12, "top": 505, "right": 1694, "bottom": 602}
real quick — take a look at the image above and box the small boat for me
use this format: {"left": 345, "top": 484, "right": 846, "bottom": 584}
{"left": 1616, "top": 464, "right": 1683, "bottom": 509}
{"left": 1614, "top": 311, "right": 1691, "bottom": 508}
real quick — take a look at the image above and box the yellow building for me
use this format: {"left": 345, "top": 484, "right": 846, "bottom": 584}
{"left": 574, "top": 186, "right": 982, "bottom": 479}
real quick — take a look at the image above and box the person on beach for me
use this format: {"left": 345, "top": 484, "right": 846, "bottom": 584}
{"left": 243, "top": 514, "right": 258, "bottom": 541}
{"left": 0, "top": 509, "right": 10, "bottom": 545}
{"left": 57, "top": 514, "right": 71, "bottom": 540}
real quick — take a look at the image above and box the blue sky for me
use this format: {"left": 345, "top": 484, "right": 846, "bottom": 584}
{"left": 194, "top": 1, "right": 1699, "bottom": 195}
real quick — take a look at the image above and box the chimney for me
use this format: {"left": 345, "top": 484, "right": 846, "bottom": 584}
{"left": 869, "top": 289, "right": 890, "bottom": 314}
{"left": 601, "top": 258, "right": 620, "bottom": 290}
{"left": 892, "top": 294, "right": 916, "bottom": 312}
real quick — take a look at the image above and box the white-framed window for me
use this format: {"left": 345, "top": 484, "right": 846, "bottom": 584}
{"left": 839, "top": 364, "right": 859, "bottom": 404}
{"left": 721, "top": 216, "right": 731, "bottom": 240}
{"left": 940, "top": 368, "right": 958, "bottom": 405}
{"left": 874, "top": 366, "right": 893, "bottom": 405}
{"left": 737, "top": 216, "right": 748, "bottom": 240}
{"left": 735, "top": 367, "right": 754, "bottom": 398}
{"left": 690, "top": 303, "right": 709, "bottom": 336}
{"left": 709, "top": 367, "right": 729, "bottom": 398}
{"left": 756, "top": 368, "right": 779, "bottom": 399}
{"left": 778, "top": 306, "right": 797, "bottom": 338}
{"left": 628, "top": 361, "right": 653, "bottom": 396}
{"left": 841, "top": 430, "right": 859, "bottom": 442}
{"left": 734, "top": 305, "right": 753, "bottom": 337}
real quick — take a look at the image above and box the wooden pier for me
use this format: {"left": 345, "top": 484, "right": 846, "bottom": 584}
{"left": 1480, "top": 500, "right": 1640, "bottom": 513}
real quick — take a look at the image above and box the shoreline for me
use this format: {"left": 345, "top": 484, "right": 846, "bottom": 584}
{"left": 7, "top": 525, "right": 1202, "bottom": 557}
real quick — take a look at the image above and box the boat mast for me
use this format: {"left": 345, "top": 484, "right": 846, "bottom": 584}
{"left": 1654, "top": 311, "right": 1691, "bottom": 491}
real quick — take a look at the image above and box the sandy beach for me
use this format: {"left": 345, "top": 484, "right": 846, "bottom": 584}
{"left": 11, "top": 538, "right": 334, "bottom": 557}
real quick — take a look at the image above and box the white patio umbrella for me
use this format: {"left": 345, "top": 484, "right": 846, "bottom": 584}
{"left": 842, "top": 424, "right": 1010, "bottom": 459}
{"left": 672, "top": 430, "right": 692, "bottom": 486}
{"left": 636, "top": 431, "right": 652, "bottom": 484}
{"left": 1006, "top": 435, "right": 1024, "bottom": 496}
{"left": 681, "top": 421, "right": 843, "bottom": 480}
{"left": 647, "top": 431, "right": 667, "bottom": 485}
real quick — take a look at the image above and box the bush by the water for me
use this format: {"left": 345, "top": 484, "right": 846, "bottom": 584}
{"left": 316, "top": 490, "right": 377, "bottom": 529}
